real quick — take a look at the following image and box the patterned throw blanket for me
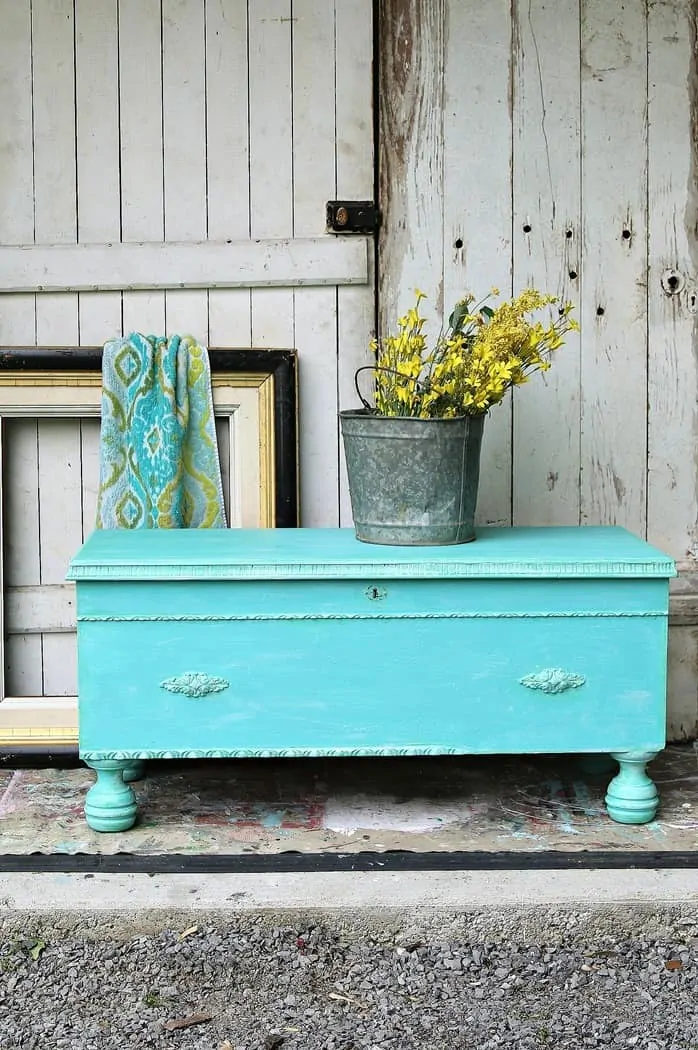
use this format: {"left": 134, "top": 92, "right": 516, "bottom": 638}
{"left": 96, "top": 333, "right": 226, "bottom": 529}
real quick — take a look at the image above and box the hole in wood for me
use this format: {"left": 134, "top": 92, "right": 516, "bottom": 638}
{"left": 568, "top": 270, "right": 578, "bottom": 280}
{"left": 523, "top": 223, "right": 532, "bottom": 233}
{"left": 596, "top": 306, "right": 605, "bottom": 316}
{"left": 454, "top": 238, "right": 463, "bottom": 250}
{"left": 565, "top": 230, "right": 573, "bottom": 239}
{"left": 661, "top": 269, "right": 685, "bottom": 296}
{"left": 622, "top": 229, "right": 631, "bottom": 240}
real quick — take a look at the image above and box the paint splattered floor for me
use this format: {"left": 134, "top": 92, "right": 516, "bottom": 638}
{"left": 0, "top": 746, "right": 696, "bottom": 855}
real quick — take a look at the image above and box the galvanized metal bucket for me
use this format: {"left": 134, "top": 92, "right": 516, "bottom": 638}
{"left": 339, "top": 410, "right": 485, "bottom": 545}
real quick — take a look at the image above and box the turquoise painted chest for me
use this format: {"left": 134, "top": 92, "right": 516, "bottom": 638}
{"left": 67, "top": 526, "right": 676, "bottom": 830}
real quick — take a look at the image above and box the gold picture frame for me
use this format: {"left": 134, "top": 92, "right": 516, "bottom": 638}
{"left": 0, "top": 347, "right": 298, "bottom": 750}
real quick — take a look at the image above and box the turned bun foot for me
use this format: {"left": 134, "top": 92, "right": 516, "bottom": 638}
{"left": 84, "top": 760, "right": 138, "bottom": 832}
{"left": 605, "top": 751, "right": 659, "bottom": 825}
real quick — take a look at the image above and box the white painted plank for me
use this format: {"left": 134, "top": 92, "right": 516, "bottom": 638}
{"left": 292, "top": 0, "right": 339, "bottom": 526}
{"left": 37, "top": 421, "right": 82, "bottom": 696}
{"left": 162, "top": 0, "right": 209, "bottom": 339}
{"left": 31, "top": 0, "right": 80, "bottom": 695}
{"left": 336, "top": 0, "right": 375, "bottom": 526}
{"left": 32, "top": 0, "right": 79, "bottom": 343}
{"left": 206, "top": 0, "right": 252, "bottom": 346}
{"left": 3, "top": 420, "right": 42, "bottom": 697}
{"left": 580, "top": 0, "right": 648, "bottom": 531}
{"left": 75, "top": 0, "right": 122, "bottom": 344}
{"left": 647, "top": 0, "right": 698, "bottom": 560}
{"left": 119, "top": 0, "right": 166, "bottom": 334}
{"left": 0, "top": 1, "right": 38, "bottom": 693}
{"left": 6, "top": 585, "right": 76, "bottom": 635}
{"left": 0, "top": 239, "right": 368, "bottom": 293}
{"left": 443, "top": 0, "right": 513, "bottom": 527}
{"left": 511, "top": 0, "right": 582, "bottom": 526}
{"left": 249, "top": 0, "right": 295, "bottom": 349}
{"left": 0, "top": 0, "right": 35, "bottom": 344}
{"left": 80, "top": 418, "right": 101, "bottom": 537}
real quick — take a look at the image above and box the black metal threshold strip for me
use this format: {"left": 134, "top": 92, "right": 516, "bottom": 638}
{"left": 0, "top": 851, "right": 696, "bottom": 874}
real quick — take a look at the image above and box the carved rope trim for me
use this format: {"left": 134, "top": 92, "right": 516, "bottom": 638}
{"left": 519, "top": 668, "right": 587, "bottom": 694}
{"left": 78, "top": 610, "right": 664, "bottom": 623}
{"left": 160, "top": 672, "right": 230, "bottom": 698}
{"left": 68, "top": 560, "right": 675, "bottom": 580}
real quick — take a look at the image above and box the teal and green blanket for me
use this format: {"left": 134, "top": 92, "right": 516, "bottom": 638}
{"left": 96, "top": 334, "right": 226, "bottom": 529}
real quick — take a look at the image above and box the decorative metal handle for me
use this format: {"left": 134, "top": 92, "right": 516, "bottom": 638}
{"left": 160, "top": 672, "right": 230, "bottom": 698}
{"left": 519, "top": 668, "right": 586, "bottom": 695}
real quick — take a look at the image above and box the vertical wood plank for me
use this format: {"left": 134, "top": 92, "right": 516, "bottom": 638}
{"left": 580, "top": 0, "right": 648, "bottom": 531}
{"left": 0, "top": 0, "right": 35, "bottom": 344}
{"left": 336, "top": 0, "right": 375, "bottom": 526}
{"left": 379, "top": 0, "right": 444, "bottom": 326}
{"left": 0, "top": 0, "right": 37, "bottom": 699}
{"left": 248, "top": 0, "right": 295, "bottom": 349}
{"left": 511, "top": 0, "right": 582, "bottom": 526}
{"left": 206, "top": 0, "right": 252, "bottom": 346}
{"left": 647, "top": 0, "right": 698, "bottom": 560}
{"left": 38, "top": 422, "right": 82, "bottom": 696}
{"left": 75, "top": 0, "right": 123, "bottom": 343}
{"left": 32, "top": 0, "right": 80, "bottom": 694}
{"left": 162, "top": 0, "right": 209, "bottom": 340}
{"left": 119, "top": 0, "right": 166, "bottom": 334}
{"left": 292, "top": 0, "right": 339, "bottom": 526}
{"left": 443, "top": 0, "right": 513, "bottom": 527}
{"left": 32, "top": 0, "right": 79, "bottom": 343}
{"left": 3, "top": 421, "right": 42, "bottom": 697}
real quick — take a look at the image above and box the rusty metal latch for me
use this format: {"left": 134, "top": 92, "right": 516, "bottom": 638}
{"left": 326, "top": 201, "right": 381, "bottom": 234}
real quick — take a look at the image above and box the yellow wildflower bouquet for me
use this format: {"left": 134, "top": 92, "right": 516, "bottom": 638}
{"left": 358, "top": 289, "right": 578, "bottom": 418}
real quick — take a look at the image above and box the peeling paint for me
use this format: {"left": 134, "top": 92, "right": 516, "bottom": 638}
{"left": 686, "top": 0, "right": 698, "bottom": 550}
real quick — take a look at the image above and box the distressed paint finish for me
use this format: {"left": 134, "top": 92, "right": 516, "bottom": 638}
{"left": 647, "top": 0, "right": 698, "bottom": 561}
{"left": 444, "top": 0, "right": 513, "bottom": 528}
{"left": 378, "top": 0, "right": 445, "bottom": 324}
{"left": 580, "top": 0, "right": 649, "bottom": 531}
{"left": 511, "top": 0, "right": 581, "bottom": 526}
{"left": 68, "top": 526, "right": 674, "bottom": 829}
{"left": 337, "top": 0, "right": 375, "bottom": 525}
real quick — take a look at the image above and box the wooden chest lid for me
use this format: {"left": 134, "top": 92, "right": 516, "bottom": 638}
{"left": 66, "top": 526, "right": 677, "bottom": 582}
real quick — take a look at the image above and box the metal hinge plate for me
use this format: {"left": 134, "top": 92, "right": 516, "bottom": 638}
{"left": 326, "top": 201, "right": 381, "bottom": 234}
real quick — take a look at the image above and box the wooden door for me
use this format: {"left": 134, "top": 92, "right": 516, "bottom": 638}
{"left": 0, "top": 0, "right": 375, "bottom": 747}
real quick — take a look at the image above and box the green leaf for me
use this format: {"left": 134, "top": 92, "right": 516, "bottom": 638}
{"left": 480, "top": 306, "right": 494, "bottom": 319}
{"left": 29, "top": 939, "right": 46, "bottom": 961}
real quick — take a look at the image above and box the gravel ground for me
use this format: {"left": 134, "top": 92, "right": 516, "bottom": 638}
{"left": 1, "top": 909, "right": 698, "bottom": 1049}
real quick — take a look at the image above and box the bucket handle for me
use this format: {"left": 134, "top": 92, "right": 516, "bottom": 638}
{"left": 353, "top": 365, "right": 421, "bottom": 412}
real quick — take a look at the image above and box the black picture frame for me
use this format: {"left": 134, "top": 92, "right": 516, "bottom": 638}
{"left": 0, "top": 346, "right": 299, "bottom": 528}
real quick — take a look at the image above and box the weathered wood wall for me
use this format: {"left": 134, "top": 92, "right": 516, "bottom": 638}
{"left": 379, "top": 0, "right": 698, "bottom": 738}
